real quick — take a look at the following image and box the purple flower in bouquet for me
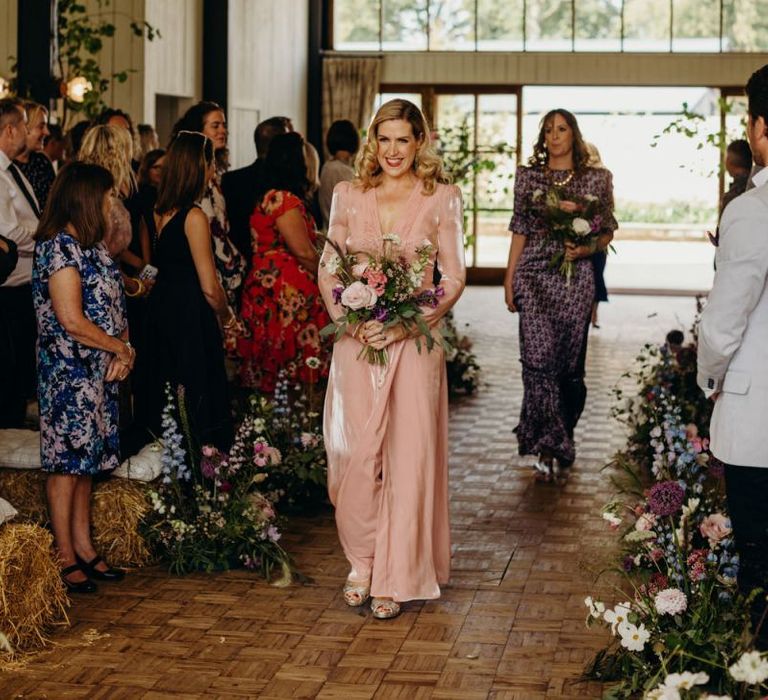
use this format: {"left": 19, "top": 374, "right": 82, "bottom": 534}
{"left": 708, "top": 456, "right": 725, "bottom": 479}
{"left": 647, "top": 480, "right": 685, "bottom": 516}
{"left": 201, "top": 456, "right": 217, "bottom": 479}
{"left": 374, "top": 306, "right": 390, "bottom": 322}
{"left": 332, "top": 285, "right": 344, "bottom": 305}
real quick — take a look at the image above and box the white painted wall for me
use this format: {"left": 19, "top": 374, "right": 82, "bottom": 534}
{"left": 144, "top": 0, "right": 203, "bottom": 134}
{"left": 228, "top": 0, "right": 309, "bottom": 168}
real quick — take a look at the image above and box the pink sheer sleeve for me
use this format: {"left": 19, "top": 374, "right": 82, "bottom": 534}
{"left": 318, "top": 181, "right": 354, "bottom": 330}
{"left": 422, "top": 184, "right": 467, "bottom": 327}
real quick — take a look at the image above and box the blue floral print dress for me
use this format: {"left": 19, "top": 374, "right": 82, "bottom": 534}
{"left": 33, "top": 231, "right": 127, "bottom": 475}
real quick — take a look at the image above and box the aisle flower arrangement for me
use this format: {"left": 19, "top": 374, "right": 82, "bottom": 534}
{"left": 234, "top": 374, "right": 327, "bottom": 512}
{"left": 584, "top": 318, "right": 768, "bottom": 699}
{"left": 443, "top": 310, "right": 481, "bottom": 397}
{"left": 143, "top": 385, "right": 292, "bottom": 579}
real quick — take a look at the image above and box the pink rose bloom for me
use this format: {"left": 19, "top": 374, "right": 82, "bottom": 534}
{"left": 364, "top": 270, "right": 388, "bottom": 296}
{"left": 700, "top": 513, "right": 731, "bottom": 547}
{"left": 558, "top": 200, "right": 580, "bottom": 213}
{"left": 635, "top": 512, "right": 657, "bottom": 532}
{"left": 352, "top": 262, "right": 369, "bottom": 279}
{"left": 341, "top": 281, "right": 377, "bottom": 310}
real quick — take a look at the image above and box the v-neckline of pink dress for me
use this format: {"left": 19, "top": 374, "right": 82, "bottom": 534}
{"left": 371, "top": 181, "right": 422, "bottom": 238}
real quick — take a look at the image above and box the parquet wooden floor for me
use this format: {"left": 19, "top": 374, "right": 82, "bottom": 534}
{"left": 0, "top": 288, "right": 698, "bottom": 699}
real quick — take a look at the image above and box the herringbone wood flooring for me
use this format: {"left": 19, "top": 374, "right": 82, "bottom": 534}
{"left": 0, "top": 288, "right": 697, "bottom": 699}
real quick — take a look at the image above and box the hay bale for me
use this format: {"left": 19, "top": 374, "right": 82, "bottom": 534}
{"left": 0, "top": 470, "right": 47, "bottom": 524}
{"left": 0, "top": 523, "right": 69, "bottom": 657}
{"left": 92, "top": 478, "right": 153, "bottom": 567}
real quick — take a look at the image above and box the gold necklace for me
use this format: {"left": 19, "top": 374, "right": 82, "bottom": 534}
{"left": 549, "top": 168, "right": 574, "bottom": 188}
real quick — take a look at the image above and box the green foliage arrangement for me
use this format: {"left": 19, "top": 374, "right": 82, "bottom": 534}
{"left": 56, "top": 0, "right": 159, "bottom": 122}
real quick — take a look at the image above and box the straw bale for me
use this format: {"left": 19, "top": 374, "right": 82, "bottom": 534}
{"left": 92, "top": 478, "right": 153, "bottom": 567}
{"left": 0, "top": 523, "right": 69, "bottom": 658}
{"left": 0, "top": 470, "right": 47, "bottom": 524}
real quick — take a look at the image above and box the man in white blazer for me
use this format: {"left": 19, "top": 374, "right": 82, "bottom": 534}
{"left": 698, "top": 64, "right": 768, "bottom": 644}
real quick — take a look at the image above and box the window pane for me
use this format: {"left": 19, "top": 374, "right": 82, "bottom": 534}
{"left": 382, "top": 0, "right": 428, "bottom": 51}
{"left": 334, "top": 0, "right": 381, "bottom": 50}
{"left": 623, "top": 0, "right": 671, "bottom": 51}
{"left": 477, "top": 0, "right": 524, "bottom": 51}
{"left": 672, "top": 0, "right": 720, "bottom": 52}
{"left": 525, "top": 0, "right": 573, "bottom": 51}
{"left": 475, "top": 94, "right": 516, "bottom": 268}
{"left": 574, "top": 0, "right": 621, "bottom": 52}
{"left": 429, "top": 0, "right": 475, "bottom": 50}
{"left": 476, "top": 95, "right": 516, "bottom": 210}
{"left": 722, "top": 0, "right": 768, "bottom": 52}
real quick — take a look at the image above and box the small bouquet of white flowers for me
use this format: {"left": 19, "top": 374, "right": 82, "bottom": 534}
{"left": 320, "top": 233, "right": 445, "bottom": 365}
{"left": 540, "top": 186, "right": 603, "bottom": 283}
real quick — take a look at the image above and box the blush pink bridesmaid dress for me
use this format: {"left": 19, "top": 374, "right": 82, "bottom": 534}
{"left": 318, "top": 179, "right": 466, "bottom": 603}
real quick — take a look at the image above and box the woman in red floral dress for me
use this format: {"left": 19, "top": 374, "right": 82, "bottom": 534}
{"left": 238, "top": 132, "right": 330, "bottom": 393}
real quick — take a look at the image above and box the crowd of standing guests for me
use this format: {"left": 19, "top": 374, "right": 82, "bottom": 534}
{"left": 0, "top": 96, "right": 351, "bottom": 591}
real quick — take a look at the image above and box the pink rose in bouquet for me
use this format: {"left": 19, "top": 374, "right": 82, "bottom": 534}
{"left": 699, "top": 513, "right": 731, "bottom": 548}
{"left": 340, "top": 280, "right": 378, "bottom": 310}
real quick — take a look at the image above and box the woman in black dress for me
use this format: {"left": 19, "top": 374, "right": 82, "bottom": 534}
{"left": 144, "top": 132, "right": 242, "bottom": 450}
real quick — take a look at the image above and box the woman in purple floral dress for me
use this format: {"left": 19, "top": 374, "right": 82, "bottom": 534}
{"left": 503, "top": 109, "right": 617, "bottom": 483}
{"left": 34, "top": 162, "right": 135, "bottom": 592}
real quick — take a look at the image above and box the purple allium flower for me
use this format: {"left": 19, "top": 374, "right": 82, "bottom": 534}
{"left": 374, "top": 306, "right": 389, "bottom": 321}
{"left": 647, "top": 480, "right": 685, "bottom": 516}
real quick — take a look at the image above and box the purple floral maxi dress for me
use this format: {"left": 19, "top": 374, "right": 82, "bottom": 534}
{"left": 509, "top": 166, "right": 617, "bottom": 464}
{"left": 33, "top": 231, "right": 127, "bottom": 474}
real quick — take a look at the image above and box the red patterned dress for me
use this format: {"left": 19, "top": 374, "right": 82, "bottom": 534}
{"left": 238, "top": 189, "right": 330, "bottom": 393}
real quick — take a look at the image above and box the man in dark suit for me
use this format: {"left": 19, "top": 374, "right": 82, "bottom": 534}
{"left": 221, "top": 116, "right": 292, "bottom": 266}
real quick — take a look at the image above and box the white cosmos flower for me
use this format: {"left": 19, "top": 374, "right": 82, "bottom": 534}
{"left": 617, "top": 620, "right": 650, "bottom": 652}
{"left": 603, "top": 601, "right": 632, "bottom": 634}
{"left": 729, "top": 650, "right": 768, "bottom": 684}
{"left": 584, "top": 596, "right": 605, "bottom": 619}
{"left": 571, "top": 217, "right": 591, "bottom": 236}
{"left": 644, "top": 671, "right": 710, "bottom": 700}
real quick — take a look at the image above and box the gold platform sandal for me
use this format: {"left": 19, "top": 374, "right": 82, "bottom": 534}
{"left": 343, "top": 579, "right": 371, "bottom": 607}
{"left": 371, "top": 597, "right": 401, "bottom": 620}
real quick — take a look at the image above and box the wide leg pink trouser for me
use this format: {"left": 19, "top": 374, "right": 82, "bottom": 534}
{"left": 324, "top": 336, "right": 450, "bottom": 602}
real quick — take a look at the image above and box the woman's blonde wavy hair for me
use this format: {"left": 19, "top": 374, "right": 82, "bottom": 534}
{"left": 356, "top": 99, "right": 449, "bottom": 195}
{"left": 78, "top": 124, "right": 136, "bottom": 196}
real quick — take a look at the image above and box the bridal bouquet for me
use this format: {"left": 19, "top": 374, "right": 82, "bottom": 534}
{"left": 538, "top": 186, "right": 602, "bottom": 283}
{"left": 319, "top": 233, "right": 444, "bottom": 365}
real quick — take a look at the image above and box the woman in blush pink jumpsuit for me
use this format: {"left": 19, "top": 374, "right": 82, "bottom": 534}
{"left": 318, "top": 99, "right": 466, "bottom": 620}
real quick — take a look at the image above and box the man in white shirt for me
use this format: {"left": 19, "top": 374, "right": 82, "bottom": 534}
{"left": 0, "top": 98, "right": 40, "bottom": 427}
{"left": 697, "top": 65, "right": 768, "bottom": 646}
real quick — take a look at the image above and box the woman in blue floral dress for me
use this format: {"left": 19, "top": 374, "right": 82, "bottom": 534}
{"left": 33, "top": 162, "right": 135, "bottom": 593}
